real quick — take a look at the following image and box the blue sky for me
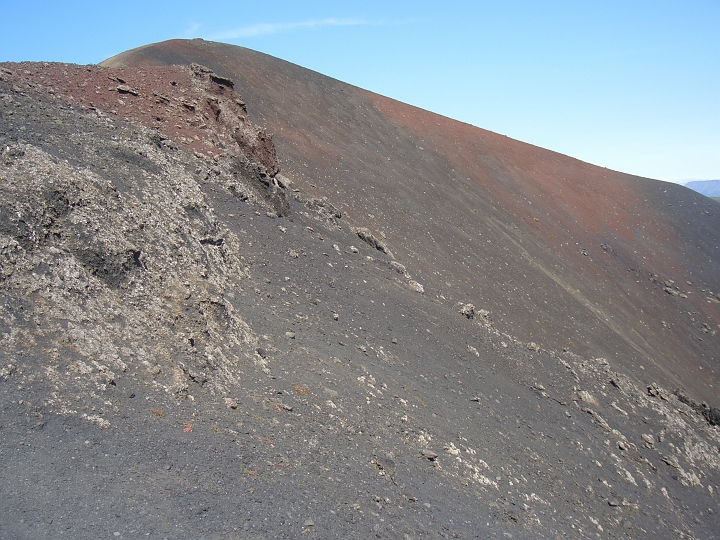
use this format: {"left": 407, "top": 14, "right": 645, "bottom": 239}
{"left": 1, "top": 1, "right": 718, "bottom": 183}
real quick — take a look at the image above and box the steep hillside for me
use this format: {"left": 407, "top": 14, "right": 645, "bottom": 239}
{"left": 0, "top": 45, "right": 719, "bottom": 539}
{"left": 103, "top": 39, "right": 720, "bottom": 406}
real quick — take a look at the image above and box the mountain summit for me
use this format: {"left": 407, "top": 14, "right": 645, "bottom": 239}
{"left": 1, "top": 40, "right": 719, "bottom": 538}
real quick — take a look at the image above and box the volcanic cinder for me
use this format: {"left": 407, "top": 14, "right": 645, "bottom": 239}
{"left": 0, "top": 40, "right": 719, "bottom": 539}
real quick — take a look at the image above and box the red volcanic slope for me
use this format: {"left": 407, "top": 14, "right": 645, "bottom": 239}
{"left": 102, "top": 39, "right": 720, "bottom": 403}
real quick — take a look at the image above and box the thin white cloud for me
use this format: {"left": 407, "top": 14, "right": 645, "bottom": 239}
{"left": 211, "top": 18, "right": 383, "bottom": 40}
{"left": 184, "top": 22, "right": 202, "bottom": 36}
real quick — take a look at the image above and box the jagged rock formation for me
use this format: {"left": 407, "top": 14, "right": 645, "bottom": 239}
{"left": 1, "top": 46, "right": 719, "bottom": 539}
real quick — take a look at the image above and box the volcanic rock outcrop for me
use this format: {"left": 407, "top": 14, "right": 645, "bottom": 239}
{"left": 0, "top": 42, "right": 719, "bottom": 539}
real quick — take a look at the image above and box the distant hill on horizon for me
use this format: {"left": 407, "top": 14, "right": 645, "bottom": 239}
{"left": 685, "top": 179, "right": 720, "bottom": 197}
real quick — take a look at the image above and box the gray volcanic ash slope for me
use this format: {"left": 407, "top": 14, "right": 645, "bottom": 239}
{"left": 0, "top": 48, "right": 719, "bottom": 539}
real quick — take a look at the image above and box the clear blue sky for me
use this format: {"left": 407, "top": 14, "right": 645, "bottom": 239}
{"left": 2, "top": 1, "right": 718, "bottom": 183}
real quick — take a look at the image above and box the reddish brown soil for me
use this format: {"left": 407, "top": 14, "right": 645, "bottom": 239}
{"left": 0, "top": 61, "right": 278, "bottom": 174}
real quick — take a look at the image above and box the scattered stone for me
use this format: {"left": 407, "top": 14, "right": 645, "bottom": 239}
{"left": 408, "top": 280, "right": 424, "bottom": 294}
{"left": 389, "top": 261, "right": 408, "bottom": 276}
{"left": 703, "top": 406, "right": 720, "bottom": 426}
{"left": 532, "top": 382, "right": 549, "bottom": 398}
{"left": 577, "top": 390, "right": 600, "bottom": 407}
{"left": 116, "top": 84, "right": 139, "bottom": 96}
{"left": 420, "top": 449, "right": 438, "bottom": 461}
{"left": 675, "top": 390, "right": 720, "bottom": 426}
{"left": 352, "top": 227, "right": 393, "bottom": 258}
{"left": 303, "top": 519, "right": 315, "bottom": 527}
{"left": 459, "top": 303, "right": 475, "bottom": 319}
{"left": 209, "top": 72, "right": 234, "bottom": 88}
{"left": 224, "top": 398, "right": 239, "bottom": 410}
{"left": 302, "top": 197, "right": 341, "bottom": 222}
{"left": 647, "top": 383, "right": 666, "bottom": 399}
{"left": 285, "top": 332, "right": 296, "bottom": 339}
{"left": 275, "top": 174, "right": 293, "bottom": 189}
{"left": 526, "top": 342, "right": 540, "bottom": 352}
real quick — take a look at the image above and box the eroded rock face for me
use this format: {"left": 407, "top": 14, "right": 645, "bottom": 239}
{"left": 0, "top": 61, "right": 279, "bottom": 174}
{"left": 0, "top": 63, "right": 296, "bottom": 412}
{"left": 1, "top": 60, "right": 720, "bottom": 540}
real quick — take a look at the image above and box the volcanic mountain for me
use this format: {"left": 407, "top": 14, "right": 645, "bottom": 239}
{"left": 1, "top": 40, "right": 719, "bottom": 539}
{"left": 102, "top": 39, "right": 720, "bottom": 404}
